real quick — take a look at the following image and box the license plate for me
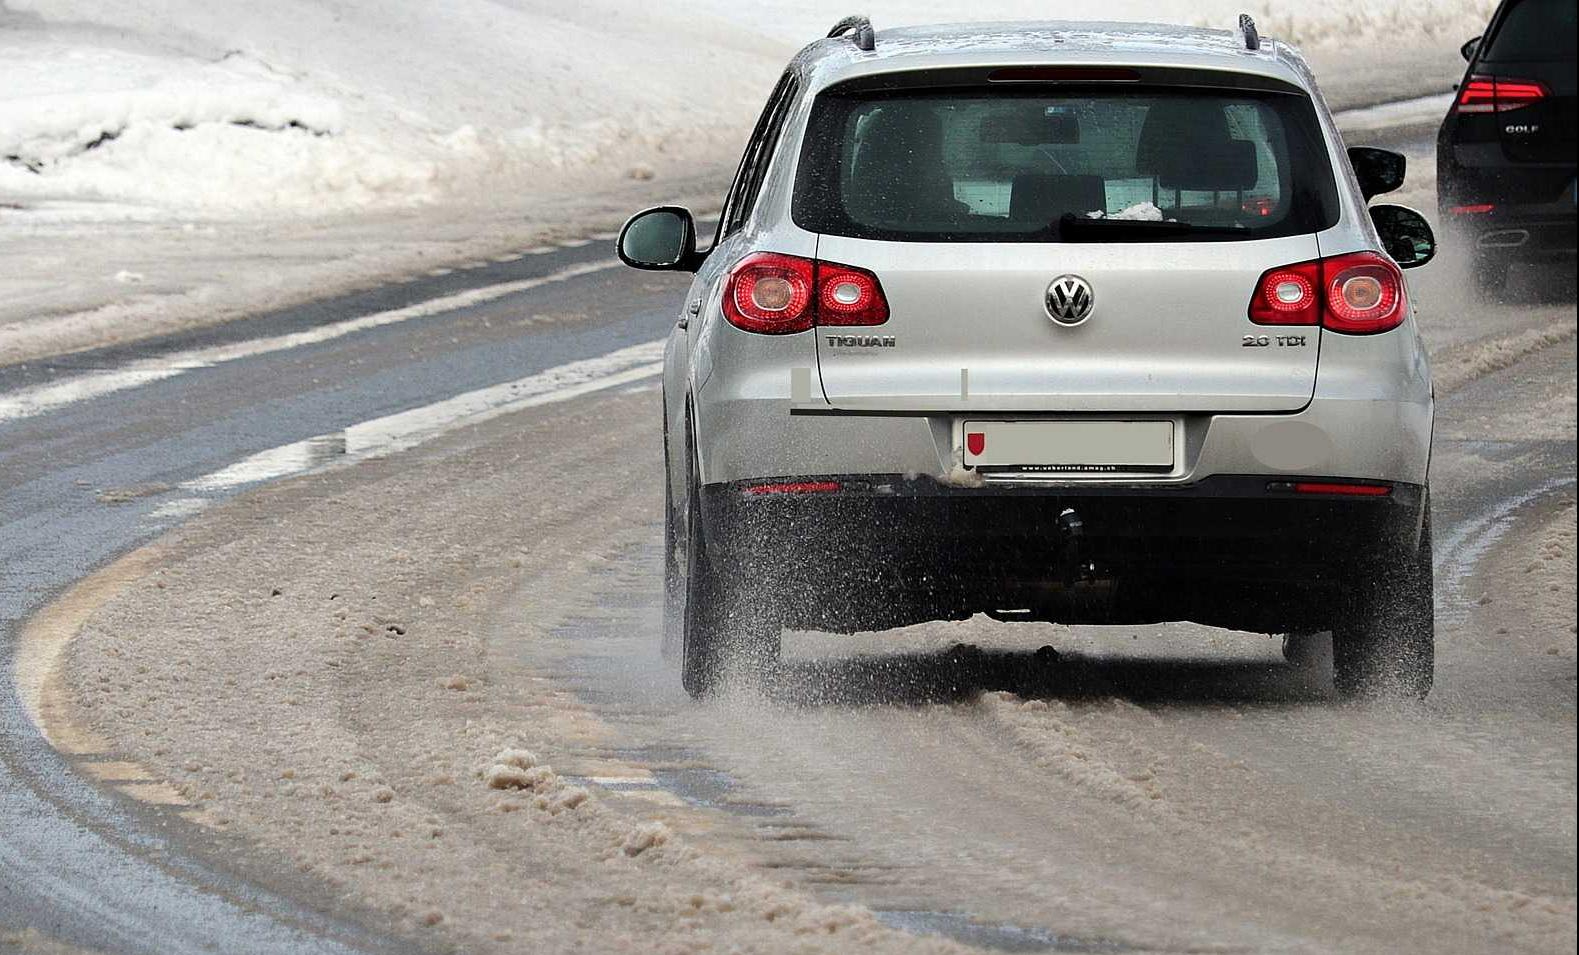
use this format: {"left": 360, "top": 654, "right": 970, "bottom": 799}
{"left": 962, "top": 420, "right": 1175, "bottom": 473}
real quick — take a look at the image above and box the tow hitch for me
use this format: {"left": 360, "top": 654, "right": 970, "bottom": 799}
{"left": 1057, "top": 507, "right": 1095, "bottom": 586}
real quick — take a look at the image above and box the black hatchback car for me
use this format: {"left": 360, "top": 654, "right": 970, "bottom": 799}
{"left": 1438, "top": 0, "right": 1577, "bottom": 295}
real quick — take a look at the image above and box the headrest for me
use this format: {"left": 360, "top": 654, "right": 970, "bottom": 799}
{"left": 1136, "top": 102, "right": 1258, "bottom": 192}
{"left": 1009, "top": 174, "right": 1107, "bottom": 223}
{"left": 854, "top": 107, "right": 944, "bottom": 169}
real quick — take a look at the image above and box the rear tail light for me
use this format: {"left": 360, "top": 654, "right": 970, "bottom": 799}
{"left": 1249, "top": 252, "right": 1406, "bottom": 335}
{"left": 1455, "top": 75, "right": 1549, "bottom": 113}
{"left": 1323, "top": 253, "right": 1402, "bottom": 333}
{"left": 743, "top": 481, "right": 842, "bottom": 496}
{"left": 1288, "top": 481, "right": 1392, "bottom": 497}
{"left": 817, "top": 262, "right": 889, "bottom": 326}
{"left": 1449, "top": 203, "right": 1496, "bottom": 215}
{"left": 1249, "top": 261, "right": 1321, "bottom": 325}
{"left": 724, "top": 252, "right": 815, "bottom": 334}
{"left": 723, "top": 253, "right": 888, "bottom": 334}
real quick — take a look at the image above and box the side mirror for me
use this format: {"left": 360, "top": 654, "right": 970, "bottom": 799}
{"left": 617, "top": 206, "right": 702, "bottom": 271}
{"left": 1461, "top": 36, "right": 1480, "bottom": 62}
{"left": 1348, "top": 146, "right": 1406, "bottom": 201}
{"left": 1370, "top": 204, "right": 1436, "bottom": 269}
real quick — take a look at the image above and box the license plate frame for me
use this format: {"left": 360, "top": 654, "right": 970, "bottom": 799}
{"left": 961, "top": 420, "right": 1176, "bottom": 474}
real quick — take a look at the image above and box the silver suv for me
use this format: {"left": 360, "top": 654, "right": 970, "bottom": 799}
{"left": 619, "top": 16, "right": 1440, "bottom": 701}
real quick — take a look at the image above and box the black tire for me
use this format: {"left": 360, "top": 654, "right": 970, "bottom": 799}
{"left": 1332, "top": 509, "right": 1435, "bottom": 701}
{"left": 675, "top": 417, "right": 780, "bottom": 699}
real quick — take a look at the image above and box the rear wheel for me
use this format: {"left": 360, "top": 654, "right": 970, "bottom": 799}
{"left": 1332, "top": 509, "right": 1435, "bottom": 701}
{"left": 676, "top": 420, "right": 780, "bottom": 699}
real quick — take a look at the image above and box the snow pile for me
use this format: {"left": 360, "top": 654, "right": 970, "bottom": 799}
{"left": 0, "top": 38, "right": 435, "bottom": 214}
{"left": 1239, "top": 0, "right": 1499, "bottom": 47}
{"left": 482, "top": 748, "right": 589, "bottom": 815}
{"left": 982, "top": 693, "right": 1169, "bottom": 810}
{"left": 1, "top": 0, "right": 1494, "bottom": 221}
{"left": 619, "top": 821, "right": 672, "bottom": 858}
{"left": 1, "top": 0, "right": 771, "bottom": 218}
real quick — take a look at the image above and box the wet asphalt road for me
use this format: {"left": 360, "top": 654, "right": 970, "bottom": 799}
{"left": 0, "top": 240, "right": 690, "bottom": 953}
{"left": 2, "top": 152, "right": 1575, "bottom": 951}
{"left": 523, "top": 334, "right": 1574, "bottom": 953}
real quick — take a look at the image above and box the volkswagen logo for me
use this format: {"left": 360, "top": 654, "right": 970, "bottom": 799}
{"left": 1044, "top": 275, "right": 1094, "bottom": 326}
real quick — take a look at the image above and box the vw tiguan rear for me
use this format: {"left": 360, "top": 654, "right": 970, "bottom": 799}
{"left": 618, "top": 16, "right": 1441, "bottom": 701}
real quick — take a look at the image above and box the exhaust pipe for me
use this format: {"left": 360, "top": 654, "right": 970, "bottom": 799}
{"left": 1478, "top": 229, "right": 1530, "bottom": 249}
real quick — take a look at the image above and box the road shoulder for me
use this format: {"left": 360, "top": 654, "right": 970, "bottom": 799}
{"left": 27, "top": 387, "right": 960, "bottom": 955}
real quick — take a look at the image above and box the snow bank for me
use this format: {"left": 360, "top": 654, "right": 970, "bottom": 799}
{"left": 2, "top": 0, "right": 1493, "bottom": 221}
{"left": 1, "top": 0, "right": 772, "bottom": 217}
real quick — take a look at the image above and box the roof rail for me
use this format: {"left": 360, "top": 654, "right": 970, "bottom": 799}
{"left": 827, "top": 14, "right": 876, "bottom": 52}
{"left": 1238, "top": 13, "right": 1261, "bottom": 51}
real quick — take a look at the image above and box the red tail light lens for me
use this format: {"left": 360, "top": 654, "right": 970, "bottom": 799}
{"left": 1321, "top": 252, "right": 1404, "bottom": 334}
{"left": 1292, "top": 481, "right": 1392, "bottom": 497}
{"left": 743, "top": 481, "right": 842, "bottom": 496}
{"left": 816, "top": 261, "right": 889, "bottom": 326}
{"left": 723, "top": 253, "right": 889, "bottom": 334}
{"left": 1456, "top": 76, "right": 1499, "bottom": 113}
{"left": 724, "top": 252, "right": 815, "bottom": 334}
{"left": 1493, "top": 79, "right": 1549, "bottom": 110}
{"left": 1455, "top": 75, "right": 1548, "bottom": 113}
{"left": 1250, "top": 252, "right": 1406, "bottom": 335}
{"left": 1249, "top": 261, "right": 1321, "bottom": 325}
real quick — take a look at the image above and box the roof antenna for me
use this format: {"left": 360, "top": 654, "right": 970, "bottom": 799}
{"left": 828, "top": 14, "right": 876, "bottom": 52}
{"left": 1238, "top": 13, "right": 1261, "bottom": 51}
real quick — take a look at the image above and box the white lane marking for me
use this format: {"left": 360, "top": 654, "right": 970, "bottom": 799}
{"left": 1333, "top": 93, "right": 1455, "bottom": 133}
{"left": 174, "top": 339, "right": 664, "bottom": 496}
{"left": 1436, "top": 474, "right": 1577, "bottom": 624}
{"left": 0, "top": 259, "right": 620, "bottom": 425}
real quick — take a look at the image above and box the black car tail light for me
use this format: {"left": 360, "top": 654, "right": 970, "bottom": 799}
{"left": 1454, "top": 75, "right": 1549, "bottom": 113}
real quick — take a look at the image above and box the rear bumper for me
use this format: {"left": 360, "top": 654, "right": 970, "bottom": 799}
{"left": 701, "top": 474, "right": 1426, "bottom": 634}
{"left": 1456, "top": 215, "right": 1578, "bottom": 261}
{"left": 1438, "top": 158, "right": 1578, "bottom": 260}
{"left": 694, "top": 313, "right": 1433, "bottom": 488}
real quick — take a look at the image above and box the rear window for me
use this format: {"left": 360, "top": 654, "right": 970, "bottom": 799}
{"left": 1484, "top": 0, "right": 1578, "bottom": 61}
{"left": 793, "top": 86, "right": 1339, "bottom": 243}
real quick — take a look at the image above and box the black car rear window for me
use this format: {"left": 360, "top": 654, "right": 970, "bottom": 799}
{"left": 1484, "top": 0, "right": 1578, "bottom": 61}
{"left": 793, "top": 85, "right": 1340, "bottom": 243}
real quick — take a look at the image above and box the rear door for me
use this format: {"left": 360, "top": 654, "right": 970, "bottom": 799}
{"left": 1479, "top": 0, "right": 1578, "bottom": 166}
{"left": 797, "top": 82, "right": 1339, "bottom": 412}
{"left": 814, "top": 234, "right": 1321, "bottom": 412}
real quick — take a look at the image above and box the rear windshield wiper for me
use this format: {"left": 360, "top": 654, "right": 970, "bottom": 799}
{"left": 1056, "top": 214, "right": 1250, "bottom": 242}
